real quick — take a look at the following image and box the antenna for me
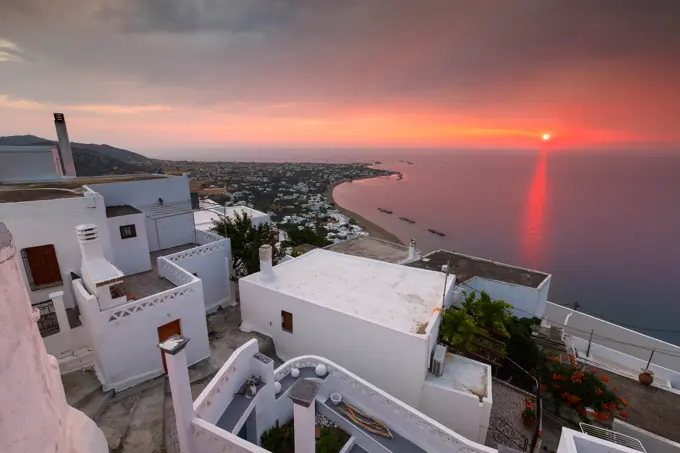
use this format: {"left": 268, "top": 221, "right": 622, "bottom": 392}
{"left": 441, "top": 258, "right": 451, "bottom": 305}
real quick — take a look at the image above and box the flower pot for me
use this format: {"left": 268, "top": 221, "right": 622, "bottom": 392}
{"left": 522, "top": 413, "right": 536, "bottom": 427}
{"left": 638, "top": 371, "right": 653, "bottom": 386}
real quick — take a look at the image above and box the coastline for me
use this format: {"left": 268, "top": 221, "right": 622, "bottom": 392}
{"left": 325, "top": 176, "right": 404, "bottom": 245}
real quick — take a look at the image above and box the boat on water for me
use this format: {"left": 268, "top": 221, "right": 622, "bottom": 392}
{"left": 427, "top": 228, "right": 446, "bottom": 237}
{"left": 378, "top": 208, "right": 394, "bottom": 214}
{"left": 406, "top": 161, "right": 413, "bottom": 165}
{"left": 399, "top": 216, "right": 416, "bottom": 224}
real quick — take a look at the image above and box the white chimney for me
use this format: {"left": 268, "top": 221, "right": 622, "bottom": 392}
{"left": 76, "top": 224, "right": 104, "bottom": 262}
{"left": 54, "top": 113, "right": 76, "bottom": 177}
{"left": 408, "top": 238, "right": 417, "bottom": 261}
{"left": 259, "top": 244, "right": 273, "bottom": 278}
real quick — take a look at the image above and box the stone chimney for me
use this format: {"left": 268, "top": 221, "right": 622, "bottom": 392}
{"left": 408, "top": 238, "right": 418, "bottom": 261}
{"left": 54, "top": 113, "right": 77, "bottom": 177}
{"left": 259, "top": 244, "right": 273, "bottom": 278}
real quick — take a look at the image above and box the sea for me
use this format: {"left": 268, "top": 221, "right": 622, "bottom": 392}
{"left": 177, "top": 147, "right": 680, "bottom": 345}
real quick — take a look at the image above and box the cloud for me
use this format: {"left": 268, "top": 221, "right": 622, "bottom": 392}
{"left": 0, "top": 0, "right": 679, "bottom": 148}
{"left": 0, "top": 94, "right": 173, "bottom": 114}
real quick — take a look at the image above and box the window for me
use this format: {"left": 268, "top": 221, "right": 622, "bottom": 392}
{"left": 120, "top": 224, "right": 137, "bottom": 239}
{"left": 21, "top": 244, "right": 63, "bottom": 290}
{"left": 281, "top": 310, "right": 293, "bottom": 333}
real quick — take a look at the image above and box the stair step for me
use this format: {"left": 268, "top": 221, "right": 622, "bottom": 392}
{"left": 98, "top": 393, "right": 141, "bottom": 452}
{"left": 120, "top": 380, "right": 166, "bottom": 453}
{"left": 62, "top": 367, "right": 102, "bottom": 408}
{"left": 79, "top": 388, "right": 114, "bottom": 422}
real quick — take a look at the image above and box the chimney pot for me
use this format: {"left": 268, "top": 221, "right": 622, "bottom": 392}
{"left": 54, "top": 112, "right": 76, "bottom": 177}
{"left": 259, "top": 245, "right": 273, "bottom": 277}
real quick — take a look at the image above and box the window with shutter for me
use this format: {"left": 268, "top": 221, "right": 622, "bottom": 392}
{"left": 120, "top": 224, "right": 137, "bottom": 239}
{"left": 21, "top": 244, "right": 63, "bottom": 290}
{"left": 281, "top": 310, "right": 294, "bottom": 333}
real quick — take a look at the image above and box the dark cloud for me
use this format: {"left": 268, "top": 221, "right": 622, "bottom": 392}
{"left": 0, "top": 0, "right": 679, "bottom": 145}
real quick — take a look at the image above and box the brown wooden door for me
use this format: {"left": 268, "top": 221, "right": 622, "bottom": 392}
{"left": 157, "top": 319, "right": 182, "bottom": 373}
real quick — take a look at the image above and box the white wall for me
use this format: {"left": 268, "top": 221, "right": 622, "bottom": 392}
{"left": 240, "top": 281, "right": 430, "bottom": 408}
{"left": 163, "top": 239, "right": 232, "bottom": 312}
{"left": 546, "top": 302, "right": 680, "bottom": 375}
{"left": 107, "top": 213, "right": 152, "bottom": 275}
{"left": 154, "top": 213, "right": 196, "bottom": 251}
{"left": 73, "top": 277, "right": 211, "bottom": 391}
{"left": 0, "top": 189, "right": 113, "bottom": 309}
{"left": 0, "top": 146, "right": 61, "bottom": 182}
{"left": 420, "top": 381, "right": 490, "bottom": 443}
{"left": 613, "top": 419, "right": 680, "bottom": 453}
{"left": 88, "top": 176, "right": 191, "bottom": 207}
{"left": 463, "top": 275, "right": 551, "bottom": 318}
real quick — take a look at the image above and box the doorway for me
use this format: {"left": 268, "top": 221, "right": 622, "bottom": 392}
{"left": 157, "top": 319, "right": 182, "bottom": 373}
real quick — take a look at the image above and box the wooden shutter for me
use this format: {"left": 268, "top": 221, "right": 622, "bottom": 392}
{"left": 281, "top": 310, "right": 294, "bottom": 333}
{"left": 21, "top": 245, "right": 62, "bottom": 289}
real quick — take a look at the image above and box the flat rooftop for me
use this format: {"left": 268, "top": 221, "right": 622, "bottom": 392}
{"left": 325, "top": 236, "right": 410, "bottom": 264}
{"left": 194, "top": 205, "right": 268, "bottom": 231}
{"left": 425, "top": 352, "right": 490, "bottom": 398}
{"left": 243, "top": 249, "right": 451, "bottom": 334}
{"left": 0, "top": 174, "right": 168, "bottom": 203}
{"left": 408, "top": 250, "right": 549, "bottom": 288}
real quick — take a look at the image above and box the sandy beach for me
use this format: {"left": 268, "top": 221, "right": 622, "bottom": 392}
{"left": 325, "top": 177, "right": 404, "bottom": 245}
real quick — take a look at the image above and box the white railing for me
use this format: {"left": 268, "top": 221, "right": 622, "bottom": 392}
{"left": 163, "top": 240, "right": 228, "bottom": 263}
{"left": 274, "top": 356, "right": 494, "bottom": 453}
{"left": 196, "top": 229, "right": 224, "bottom": 245}
{"left": 103, "top": 280, "right": 199, "bottom": 323}
{"left": 579, "top": 423, "right": 646, "bottom": 452}
{"left": 158, "top": 256, "right": 197, "bottom": 286}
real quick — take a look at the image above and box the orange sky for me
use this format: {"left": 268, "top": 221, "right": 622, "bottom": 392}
{"left": 1, "top": 1, "right": 679, "bottom": 154}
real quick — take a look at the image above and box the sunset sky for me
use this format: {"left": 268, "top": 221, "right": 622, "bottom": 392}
{"left": 1, "top": 0, "right": 679, "bottom": 154}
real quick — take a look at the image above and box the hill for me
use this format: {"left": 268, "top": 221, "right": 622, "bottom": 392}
{"left": 0, "top": 135, "right": 161, "bottom": 176}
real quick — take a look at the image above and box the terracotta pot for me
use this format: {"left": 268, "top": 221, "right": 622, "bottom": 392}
{"left": 522, "top": 413, "right": 536, "bottom": 427}
{"left": 639, "top": 371, "right": 653, "bottom": 386}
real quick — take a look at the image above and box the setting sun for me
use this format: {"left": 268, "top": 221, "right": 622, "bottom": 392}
{"left": 542, "top": 133, "right": 551, "bottom": 141}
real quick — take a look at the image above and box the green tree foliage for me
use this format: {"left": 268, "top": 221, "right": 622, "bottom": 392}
{"left": 439, "top": 307, "right": 483, "bottom": 350}
{"left": 213, "top": 211, "right": 283, "bottom": 278}
{"left": 284, "top": 225, "right": 331, "bottom": 248}
{"left": 462, "top": 290, "right": 513, "bottom": 338}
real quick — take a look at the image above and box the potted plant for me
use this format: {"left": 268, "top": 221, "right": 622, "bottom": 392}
{"left": 521, "top": 398, "right": 537, "bottom": 427}
{"left": 638, "top": 369, "right": 654, "bottom": 386}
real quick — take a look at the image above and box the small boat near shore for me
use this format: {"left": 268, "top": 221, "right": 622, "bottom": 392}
{"left": 427, "top": 228, "right": 446, "bottom": 237}
{"left": 399, "top": 216, "right": 416, "bottom": 224}
{"left": 378, "top": 208, "right": 393, "bottom": 214}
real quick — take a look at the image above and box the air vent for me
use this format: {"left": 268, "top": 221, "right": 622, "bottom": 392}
{"left": 76, "top": 224, "right": 99, "bottom": 242}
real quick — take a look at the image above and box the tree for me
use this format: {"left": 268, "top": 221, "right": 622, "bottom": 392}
{"left": 213, "top": 211, "right": 283, "bottom": 278}
{"left": 462, "top": 290, "right": 513, "bottom": 338}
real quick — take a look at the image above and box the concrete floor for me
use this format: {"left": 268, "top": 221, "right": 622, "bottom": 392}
{"left": 325, "top": 236, "right": 411, "bottom": 263}
{"left": 121, "top": 243, "right": 198, "bottom": 299}
{"left": 63, "top": 303, "right": 276, "bottom": 453}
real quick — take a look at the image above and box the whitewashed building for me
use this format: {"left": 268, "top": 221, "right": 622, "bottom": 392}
{"left": 239, "top": 247, "right": 493, "bottom": 443}
{"left": 194, "top": 199, "right": 271, "bottom": 232}
{"left": 408, "top": 250, "right": 552, "bottom": 318}
{"left": 161, "top": 336, "right": 660, "bottom": 453}
{"left": 0, "top": 222, "right": 108, "bottom": 453}
{"left": 0, "top": 115, "right": 232, "bottom": 391}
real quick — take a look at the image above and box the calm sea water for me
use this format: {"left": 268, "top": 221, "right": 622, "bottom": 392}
{"left": 330, "top": 150, "right": 680, "bottom": 345}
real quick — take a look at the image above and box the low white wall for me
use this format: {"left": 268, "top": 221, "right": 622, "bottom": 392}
{"left": 107, "top": 212, "right": 152, "bottom": 275}
{"left": 193, "top": 419, "right": 270, "bottom": 453}
{"left": 0, "top": 146, "right": 60, "bottom": 182}
{"left": 571, "top": 336, "right": 680, "bottom": 389}
{"left": 155, "top": 213, "right": 196, "bottom": 251}
{"left": 613, "top": 419, "right": 680, "bottom": 453}
{"left": 89, "top": 176, "right": 191, "bottom": 207}
{"left": 274, "top": 356, "right": 495, "bottom": 453}
{"left": 162, "top": 239, "right": 231, "bottom": 311}
{"left": 194, "top": 340, "right": 260, "bottom": 423}
{"left": 420, "top": 381, "right": 490, "bottom": 443}
{"left": 0, "top": 189, "right": 112, "bottom": 309}
{"left": 463, "top": 276, "right": 550, "bottom": 318}
{"left": 545, "top": 302, "right": 680, "bottom": 374}
{"left": 73, "top": 277, "right": 210, "bottom": 391}
{"left": 240, "top": 281, "right": 430, "bottom": 408}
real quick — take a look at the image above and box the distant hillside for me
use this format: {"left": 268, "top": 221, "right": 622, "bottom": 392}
{"left": 0, "top": 135, "right": 161, "bottom": 176}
